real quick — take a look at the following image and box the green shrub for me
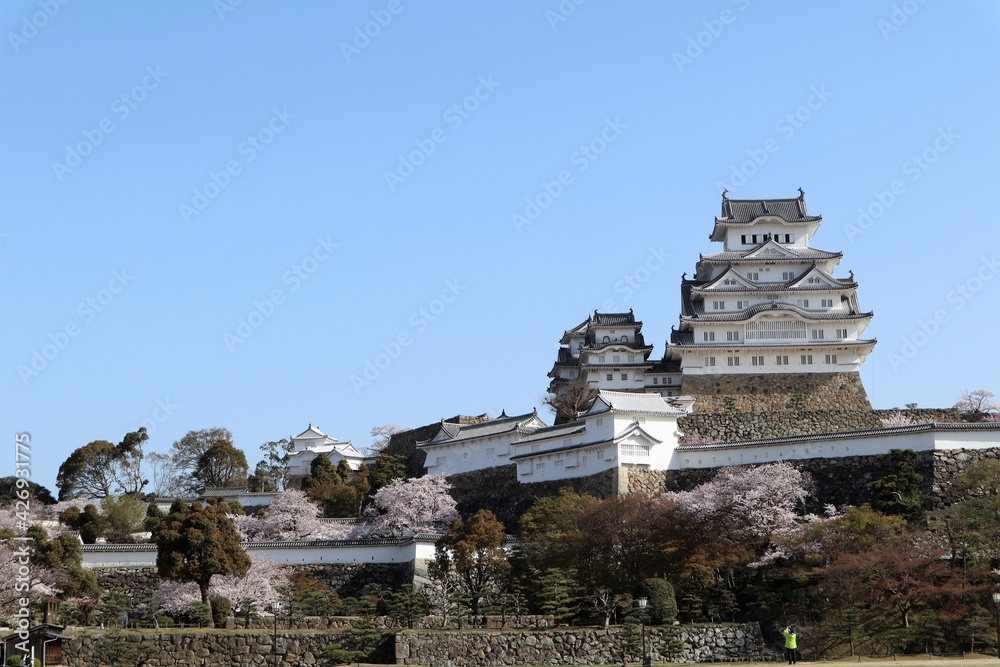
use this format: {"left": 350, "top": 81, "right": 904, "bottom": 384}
{"left": 638, "top": 577, "right": 677, "bottom": 625}
{"left": 210, "top": 597, "right": 232, "bottom": 628}
{"left": 188, "top": 602, "right": 212, "bottom": 627}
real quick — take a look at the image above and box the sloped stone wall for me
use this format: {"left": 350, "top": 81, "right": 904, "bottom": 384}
{"left": 678, "top": 410, "right": 880, "bottom": 442}
{"left": 446, "top": 465, "right": 618, "bottom": 530}
{"left": 395, "top": 623, "right": 771, "bottom": 665}
{"left": 681, "top": 372, "right": 872, "bottom": 413}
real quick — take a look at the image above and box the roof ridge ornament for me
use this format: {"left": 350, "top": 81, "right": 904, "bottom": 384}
{"left": 721, "top": 189, "right": 728, "bottom": 200}
{"left": 798, "top": 187, "right": 805, "bottom": 199}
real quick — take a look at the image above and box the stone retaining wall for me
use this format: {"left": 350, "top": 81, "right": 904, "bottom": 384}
{"left": 395, "top": 623, "right": 771, "bottom": 665}
{"left": 64, "top": 630, "right": 359, "bottom": 667}
{"left": 678, "top": 410, "right": 881, "bottom": 442}
{"left": 447, "top": 466, "right": 618, "bottom": 530}
{"left": 681, "top": 372, "right": 872, "bottom": 413}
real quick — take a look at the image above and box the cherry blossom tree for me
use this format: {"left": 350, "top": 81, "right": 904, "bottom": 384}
{"left": 955, "top": 389, "right": 999, "bottom": 419}
{"left": 211, "top": 552, "right": 286, "bottom": 619}
{"left": 152, "top": 579, "right": 201, "bottom": 616}
{"left": 662, "top": 462, "right": 810, "bottom": 539}
{"left": 365, "top": 475, "right": 458, "bottom": 537}
{"left": 880, "top": 412, "right": 916, "bottom": 427}
{"left": 232, "top": 490, "right": 362, "bottom": 542}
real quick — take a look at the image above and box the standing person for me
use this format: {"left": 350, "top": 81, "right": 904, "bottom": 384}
{"left": 782, "top": 626, "right": 798, "bottom": 664}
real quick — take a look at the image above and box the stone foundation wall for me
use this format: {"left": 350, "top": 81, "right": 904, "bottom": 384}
{"left": 395, "top": 623, "right": 771, "bottom": 665}
{"left": 447, "top": 466, "right": 618, "bottom": 530}
{"left": 64, "top": 630, "right": 363, "bottom": 667}
{"left": 931, "top": 447, "right": 1000, "bottom": 508}
{"left": 681, "top": 372, "right": 872, "bottom": 413}
{"left": 678, "top": 410, "right": 881, "bottom": 442}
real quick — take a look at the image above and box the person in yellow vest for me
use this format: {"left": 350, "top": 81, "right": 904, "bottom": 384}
{"left": 783, "top": 626, "right": 798, "bottom": 664}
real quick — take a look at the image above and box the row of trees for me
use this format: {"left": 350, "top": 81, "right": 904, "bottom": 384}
{"left": 54, "top": 424, "right": 411, "bottom": 507}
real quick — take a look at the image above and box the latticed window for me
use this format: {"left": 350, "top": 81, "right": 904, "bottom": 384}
{"left": 745, "top": 320, "right": 806, "bottom": 340}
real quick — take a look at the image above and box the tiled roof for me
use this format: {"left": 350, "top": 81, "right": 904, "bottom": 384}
{"left": 678, "top": 421, "right": 1000, "bottom": 451}
{"left": 681, "top": 302, "right": 873, "bottom": 322}
{"left": 589, "top": 390, "right": 688, "bottom": 415}
{"left": 512, "top": 421, "right": 586, "bottom": 445}
{"left": 592, "top": 311, "right": 639, "bottom": 327}
{"left": 420, "top": 411, "right": 545, "bottom": 447}
{"left": 700, "top": 247, "right": 841, "bottom": 262}
{"left": 672, "top": 338, "right": 877, "bottom": 350}
{"left": 647, "top": 358, "right": 682, "bottom": 373}
{"left": 718, "top": 195, "right": 820, "bottom": 224}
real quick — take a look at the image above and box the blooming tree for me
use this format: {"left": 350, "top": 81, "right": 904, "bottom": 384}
{"left": 365, "top": 475, "right": 458, "bottom": 537}
{"left": 232, "top": 490, "right": 362, "bottom": 542}
{"left": 152, "top": 579, "right": 201, "bottom": 616}
{"left": 211, "top": 552, "right": 286, "bottom": 617}
{"left": 955, "top": 388, "right": 999, "bottom": 418}
{"left": 662, "top": 462, "right": 810, "bottom": 539}
{"left": 880, "top": 412, "right": 916, "bottom": 427}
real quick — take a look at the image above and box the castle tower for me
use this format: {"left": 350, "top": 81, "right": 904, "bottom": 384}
{"left": 548, "top": 311, "right": 654, "bottom": 411}
{"left": 663, "top": 189, "right": 876, "bottom": 412}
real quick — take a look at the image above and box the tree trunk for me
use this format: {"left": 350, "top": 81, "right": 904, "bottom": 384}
{"left": 199, "top": 580, "right": 215, "bottom": 628}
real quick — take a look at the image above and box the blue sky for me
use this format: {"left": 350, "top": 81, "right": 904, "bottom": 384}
{"left": 3, "top": 1, "right": 998, "bottom": 493}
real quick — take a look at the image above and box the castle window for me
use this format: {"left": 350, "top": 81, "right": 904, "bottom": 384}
{"left": 653, "top": 378, "right": 658, "bottom": 384}
{"left": 752, "top": 234, "right": 759, "bottom": 243}
{"left": 596, "top": 418, "right": 603, "bottom": 426}
{"left": 463, "top": 451, "right": 469, "bottom": 461}
{"left": 736, "top": 300, "right": 748, "bottom": 309}
{"left": 603, "top": 336, "right": 610, "bottom": 343}
{"left": 667, "top": 377, "right": 673, "bottom": 384}
{"left": 599, "top": 355, "right": 606, "bottom": 362}
{"left": 821, "top": 298, "right": 834, "bottom": 308}
{"left": 704, "top": 356, "right": 716, "bottom": 367}
{"left": 796, "top": 299, "right": 810, "bottom": 308}
{"left": 801, "top": 354, "right": 813, "bottom": 365}
{"left": 752, "top": 355, "right": 765, "bottom": 366}
{"left": 713, "top": 301, "right": 725, "bottom": 310}
{"left": 703, "top": 331, "right": 715, "bottom": 342}
{"left": 606, "top": 373, "right": 613, "bottom": 381}
{"left": 723, "top": 278, "right": 737, "bottom": 285}
{"left": 784, "top": 234, "right": 793, "bottom": 243}
{"left": 727, "top": 356, "right": 740, "bottom": 367}
{"left": 776, "top": 355, "right": 789, "bottom": 365}
{"left": 741, "top": 234, "right": 748, "bottom": 244}
{"left": 628, "top": 355, "right": 635, "bottom": 362}
{"left": 825, "top": 354, "right": 838, "bottom": 364}
{"left": 582, "top": 455, "right": 588, "bottom": 464}
{"left": 621, "top": 335, "right": 628, "bottom": 342}
{"left": 536, "top": 462, "right": 545, "bottom": 471}
{"left": 485, "top": 447, "right": 495, "bottom": 457}
{"left": 621, "top": 373, "right": 628, "bottom": 380}
{"left": 811, "top": 330, "right": 825, "bottom": 340}
{"left": 727, "top": 331, "right": 740, "bottom": 341}
{"left": 555, "top": 460, "right": 564, "bottom": 468}
{"left": 807, "top": 277, "right": 821, "bottom": 284}
{"left": 783, "top": 272, "right": 795, "bottom": 280}
{"left": 613, "top": 355, "right": 620, "bottom": 362}
{"left": 746, "top": 272, "right": 759, "bottom": 281}
{"left": 837, "top": 328, "right": 848, "bottom": 339}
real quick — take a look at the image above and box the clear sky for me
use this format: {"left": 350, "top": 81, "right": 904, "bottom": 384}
{"left": 3, "top": 1, "right": 998, "bottom": 494}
